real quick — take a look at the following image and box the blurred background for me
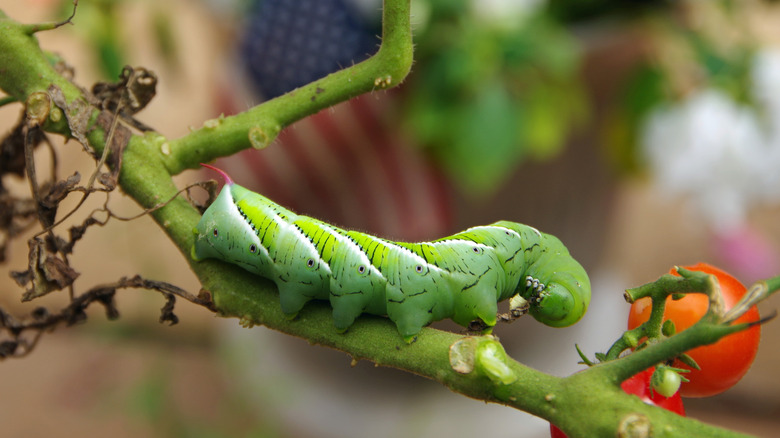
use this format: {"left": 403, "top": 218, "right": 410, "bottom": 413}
{"left": 1, "top": 0, "right": 780, "bottom": 436}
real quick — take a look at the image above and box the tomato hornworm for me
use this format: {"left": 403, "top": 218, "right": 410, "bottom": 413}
{"left": 192, "top": 165, "right": 590, "bottom": 342}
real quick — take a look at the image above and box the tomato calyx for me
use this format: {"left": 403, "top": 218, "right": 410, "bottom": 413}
{"left": 626, "top": 263, "right": 762, "bottom": 398}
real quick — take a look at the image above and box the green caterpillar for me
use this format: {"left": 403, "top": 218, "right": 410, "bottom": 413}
{"left": 192, "top": 165, "right": 590, "bottom": 342}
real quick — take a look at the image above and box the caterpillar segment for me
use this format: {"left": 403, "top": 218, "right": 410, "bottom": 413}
{"left": 192, "top": 165, "right": 591, "bottom": 342}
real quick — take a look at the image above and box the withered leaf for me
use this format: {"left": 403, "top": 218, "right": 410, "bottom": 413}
{"left": 44, "top": 233, "right": 69, "bottom": 255}
{"left": 10, "top": 269, "right": 32, "bottom": 288}
{"left": 35, "top": 185, "right": 58, "bottom": 229}
{"left": 33, "top": 172, "right": 83, "bottom": 228}
{"left": 41, "top": 172, "right": 81, "bottom": 209}
{"left": 0, "top": 120, "right": 45, "bottom": 179}
{"left": 19, "top": 239, "right": 80, "bottom": 301}
{"left": 92, "top": 66, "right": 157, "bottom": 114}
{"left": 159, "top": 294, "right": 179, "bottom": 325}
{"left": 97, "top": 171, "right": 117, "bottom": 191}
{"left": 0, "top": 234, "right": 7, "bottom": 264}
{"left": 48, "top": 85, "right": 93, "bottom": 154}
{"left": 96, "top": 291, "right": 120, "bottom": 320}
{"left": 95, "top": 110, "right": 132, "bottom": 189}
{"left": 0, "top": 341, "right": 19, "bottom": 359}
{"left": 61, "top": 216, "right": 100, "bottom": 255}
{"left": 42, "top": 256, "right": 79, "bottom": 288}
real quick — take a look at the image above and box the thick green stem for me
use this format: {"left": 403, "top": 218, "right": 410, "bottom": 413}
{"left": 599, "top": 317, "right": 747, "bottom": 384}
{"left": 208, "top": 270, "right": 755, "bottom": 438}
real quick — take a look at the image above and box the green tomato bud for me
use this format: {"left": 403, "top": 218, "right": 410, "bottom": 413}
{"left": 651, "top": 367, "right": 682, "bottom": 398}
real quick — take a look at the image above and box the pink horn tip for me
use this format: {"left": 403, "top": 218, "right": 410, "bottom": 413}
{"left": 200, "top": 163, "right": 233, "bottom": 185}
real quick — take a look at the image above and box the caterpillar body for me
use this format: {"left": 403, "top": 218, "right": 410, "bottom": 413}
{"left": 192, "top": 165, "right": 590, "bottom": 342}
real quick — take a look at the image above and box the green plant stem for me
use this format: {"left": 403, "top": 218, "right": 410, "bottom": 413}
{"left": 159, "top": 0, "right": 413, "bottom": 175}
{"left": 724, "top": 275, "right": 780, "bottom": 323}
{"left": 207, "top": 269, "right": 754, "bottom": 438}
{"left": 0, "top": 96, "right": 17, "bottom": 107}
{"left": 0, "top": 11, "right": 82, "bottom": 122}
{"left": 599, "top": 316, "right": 748, "bottom": 384}
{"left": 0, "top": 4, "right": 768, "bottom": 437}
{"left": 604, "top": 271, "right": 719, "bottom": 361}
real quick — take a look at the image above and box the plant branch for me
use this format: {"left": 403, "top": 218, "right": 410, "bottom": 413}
{"left": 0, "top": 274, "right": 213, "bottom": 358}
{"left": 159, "top": 0, "right": 414, "bottom": 175}
{"left": 206, "top": 263, "right": 756, "bottom": 438}
{"left": 603, "top": 271, "right": 717, "bottom": 361}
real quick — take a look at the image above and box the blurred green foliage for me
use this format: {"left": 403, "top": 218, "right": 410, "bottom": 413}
{"left": 58, "top": 0, "right": 126, "bottom": 79}
{"left": 603, "top": 64, "right": 666, "bottom": 175}
{"left": 57, "top": 0, "right": 178, "bottom": 79}
{"left": 52, "top": 0, "right": 769, "bottom": 194}
{"left": 126, "top": 357, "right": 284, "bottom": 438}
{"left": 405, "top": 0, "right": 586, "bottom": 195}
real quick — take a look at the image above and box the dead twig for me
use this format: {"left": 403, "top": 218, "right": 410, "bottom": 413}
{"left": 0, "top": 275, "right": 215, "bottom": 359}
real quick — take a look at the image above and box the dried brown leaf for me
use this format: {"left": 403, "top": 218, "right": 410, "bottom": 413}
{"left": 92, "top": 66, "right": 157, "bottom": 114}
{"left": 0, "top": 121, "right": 45, "bottom": 179}
{"left": 48, "top": 85, "right": 93, "bottom": 154}
{"left": 19, "top": 239, "right": 79, "bottom": 301}
{"left": 95, "top": 110, "right": 131, "bottom": 188}
{"left": 10, "top": 269, "right": 32, "bottom": 288}
{"left": 40, "top": 172, "right": 81, "bottom": 209}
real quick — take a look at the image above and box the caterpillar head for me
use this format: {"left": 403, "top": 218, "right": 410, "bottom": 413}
{"left": 521, "top": 233, "right": 591, "bottom": 328}
{"left": 527, "top": 278, "right": 590, "bottom": 327}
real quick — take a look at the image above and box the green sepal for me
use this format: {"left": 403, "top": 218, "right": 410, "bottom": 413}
{"left": 662, "top": 319, "right": 677, "bottom": 337}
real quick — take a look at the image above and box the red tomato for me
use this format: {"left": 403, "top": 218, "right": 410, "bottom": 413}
{"left": 627, "top": 263, "right": 760, "bottom": 397}
{"left": 550, "top": 423, "right": 567, "bottom": 438}
{"left": 549, "top": 368, "right": 685, "bottom": 437}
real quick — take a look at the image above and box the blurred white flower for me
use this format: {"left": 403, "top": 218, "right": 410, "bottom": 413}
{"left": 641, "top": 49, "right": 780, "bottom": 232}
{"left": 470, "top": 0, "right": 547, "bottom": 30}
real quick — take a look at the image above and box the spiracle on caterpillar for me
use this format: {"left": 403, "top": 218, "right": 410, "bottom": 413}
{"left": 192, "top": 164, "right": 591, "bottom": 343}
